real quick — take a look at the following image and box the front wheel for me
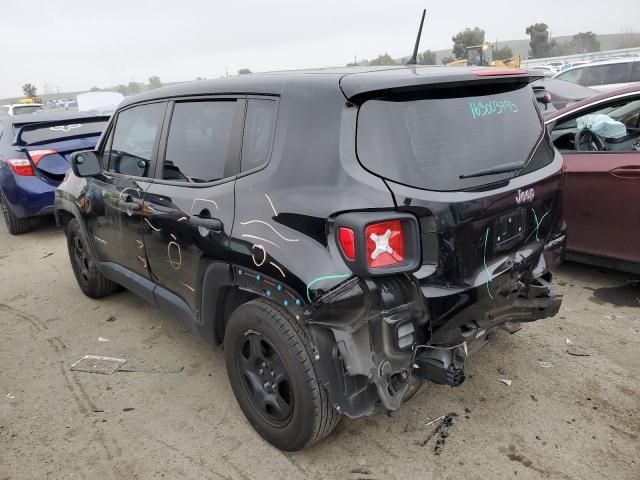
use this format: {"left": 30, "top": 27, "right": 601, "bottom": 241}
{"left": 66, "top": 218, "right": 118, "bottom": 298}
{"left": 224, "top": 298, "right": 340, "bottom": 451}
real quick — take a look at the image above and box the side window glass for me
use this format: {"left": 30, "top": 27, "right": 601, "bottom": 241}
{"left": 585, "top": 63, "right": 629, "bottom": 86}
{"left": 631, "top": 62, "right": 640, "bottom": 82}
{"left": 557, "top": 68, "right": 583, "bottom": 85}
{"left": 241, "top": 99, "right": 277, "bottom": 172}
{"left": 107, "top": 102, "right": 164, "bottom": 177}
{"left": 163, "top": 101, "right": 239, "bottom": 182}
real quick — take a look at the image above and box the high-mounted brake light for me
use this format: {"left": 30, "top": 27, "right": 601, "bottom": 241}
{"left": 474, "top": 69, "right": 528, "bottom": 76}
{"left": 6, "top": 158, "right": 34, "bottom": 176}
{"left": 365, "top": 221, "right": 405, "bottom": 268}
{"left": 338, "top": 227, "right": 356, "bottom": 261}
{"left": 28, "top": 149, "right": 57, "bottom": 165}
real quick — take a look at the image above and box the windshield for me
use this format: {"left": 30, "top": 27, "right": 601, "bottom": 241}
{"left": 356, "top": 83, "right": 552, "bottom": 191}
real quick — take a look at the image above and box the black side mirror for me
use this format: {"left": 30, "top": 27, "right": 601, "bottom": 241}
{"left": 71, "top": 150, "right": 101, "bottom": 177}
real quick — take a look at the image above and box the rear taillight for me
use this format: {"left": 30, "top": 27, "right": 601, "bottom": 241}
{"left": 334, "top": 212, "right": 420, "bottom": 276}
{"left": 28, "top": 149, "right": 57, "bottom": 166}
{"left": 338, "top": 227, "right": 356, "bottom": 261}
{"left": 365, "top": 220, "right": 405, "bottom": 268}
{"left": 6, "top": 158, "right": 34, "bottom": 176}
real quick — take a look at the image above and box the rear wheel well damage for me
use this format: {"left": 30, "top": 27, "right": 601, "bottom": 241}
{"left": 56, "top": 209, "right": 75, "bottom": 231}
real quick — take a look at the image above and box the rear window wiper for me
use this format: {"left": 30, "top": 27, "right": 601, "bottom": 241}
{"left": 459, "top": 161, "right": 525, "bottom": 179}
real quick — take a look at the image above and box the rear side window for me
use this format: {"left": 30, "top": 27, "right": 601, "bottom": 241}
{"left": 163, "top": 100, "right": 240, "bottom": 182}
{"left": 584, "top": 63, "right": 630, "bottom": 86}
{"left": 13, "top": 105, "right": 42, "bottom": 115}
{"left": 241, "top": 99, "right": 277, "bottom": 172}
{"left": 357, "top": 84, "right": 550, "bottom": 191}
{"left": 107, "top": 102, "right": 165, "bottom": 177}
{"left": 556, "top": 68, "right": 584, "bottom": 85}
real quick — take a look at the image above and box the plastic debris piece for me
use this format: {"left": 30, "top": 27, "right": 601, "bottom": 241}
{"left": 539, "top": 361, "right": 553, "bottom": 368}
{"left": 122, "top": 407, "right": 135, "bottom": 412}
{"left": 434, "top": 413, "right": 457, "bottom": 455}
{"left": 98, "top": 336, "right": 110, "bottom": 342}
{"left": 425, "top": 415, "right": 446, "bottom": 427}
{"left": 117, "top": 363, "right": 183, "bottom": 374}
{"left": 497, "top": 379, "right": 512, "bottom": 386}
{"left": 350, "top": 468, "right": 372, "bottom": 475}
{"left": 106, "top": 316, "right": 116, "bottom": 322}
{"left": 70, "top": 355, "right": 126, "bottom": 375}
{"left": 530, "top": 394, "right": 538, "bottom": 402}
{"left": 567, "top": 345, "right": 590, "bottom": 357}
{"left": 565, "top": 338, "right": 574, "bottom": 345}
{"left": 6, "top": 393, "right": 15, "bottom": 399}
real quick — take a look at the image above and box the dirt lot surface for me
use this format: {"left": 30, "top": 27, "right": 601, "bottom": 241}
{"left": 1, "top": 219, "right": 639, "bottom": 480}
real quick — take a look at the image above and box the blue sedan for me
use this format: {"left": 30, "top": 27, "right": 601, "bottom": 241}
{"left": 0, "top": 111, "right": 108, "bottom": 234}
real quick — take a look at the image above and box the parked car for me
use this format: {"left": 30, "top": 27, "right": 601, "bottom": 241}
{"left": 0, "top": 103, "right": 43, "bottom": 116}
{"left": 532, "top": 78, "right": 598, "bottom": 116}
{"left": 55, "top": 66, "right": 566, "bottom": 450}
{"left": 554, "top": 58, "right": 640, "bottom": 93}
{"left": 529, "top": 65, "right": 557, "bottom": 77}
{"left": 0, "top": 111, "right": 109, "bottom": 234}
{"left": 546, "top": 85, "right": 640, "bottom": 273}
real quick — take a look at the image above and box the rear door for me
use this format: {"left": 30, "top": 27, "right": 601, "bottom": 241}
{"left": 582, "top": 62, "right": 633, "bottom": 92}
{"left": 142, "top": 97, "right": 244, "bottom": 317}
{"left": 85, "top": 101, "right": 166, "bottom": 300}
{"left": 550, "top": 93, "right": 640, "bottom": 264}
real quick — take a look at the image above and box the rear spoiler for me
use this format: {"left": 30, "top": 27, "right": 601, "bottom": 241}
{"left": 339, "top": 67, "right": 544, "bottom": 104}
{"left": 13, "top": 116, "right": 110, "bottom": 147}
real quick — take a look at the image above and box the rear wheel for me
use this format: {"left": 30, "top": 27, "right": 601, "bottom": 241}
{"left": 66, "top": 218, "right": 118, "bottom": 298}
{"left": 224, "top": 298, "right": 340, "bottom": 451}
{"left": 0, "top": 191, "right": 31, "bottom": 235}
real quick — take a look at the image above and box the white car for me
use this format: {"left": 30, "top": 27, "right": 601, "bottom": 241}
{"left": 0, "top": 103, "right": 43, "bottom": 116}
{"left": 553, "top": 58, "right": 640, "bottom": 93}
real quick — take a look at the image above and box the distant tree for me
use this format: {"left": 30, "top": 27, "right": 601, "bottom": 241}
{"left": 345, "top": 62, "right": 359, "bottom": 67}
{"left": 115, "top": 84, "right": 128, "bottom": 95}
{"left": 127, "top": 81, "right": 141, "bottom": 95}
{"left": 526, "top": 23, "right": 556, "bottom": 58}
{"left": 493, "top": 45, "right": 514, "bottom": 60}
{"left": 441, "top": 56, "right": 455, "bottom": 65}
{"left": 452, "top": 27, "right": 485, "bottom": 59}
{"left": 89, "top": 86, "right": 101, "bottom": 92}
{"left": 570, "top": 32, "right": 600, "bottom": 54}
{"left": 148, "top": 76, "right": 162, "bottom": 89}
{"left": 550, "top": 41, "right": 571, "bottom": 56}
{"left": 417, "top": 49, "right": 437, "bottom": 65}
{"left": 369, "top": 53, "right": 397, "bottom": 66}
{"left": 22, "top": 83, "right": 37, "bottom": 98}
{"left": 237, "top": 68, "right": 252, "bottom": 75}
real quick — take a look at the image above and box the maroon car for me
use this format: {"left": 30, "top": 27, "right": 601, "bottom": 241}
{"left": 546, "top": 85, "right": 640, "bottom": 273}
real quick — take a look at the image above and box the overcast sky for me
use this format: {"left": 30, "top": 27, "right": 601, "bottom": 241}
{"left": 1, "top": 0, "right": 638, "bottom": 98}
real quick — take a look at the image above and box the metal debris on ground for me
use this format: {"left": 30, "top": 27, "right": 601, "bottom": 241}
{"left": 497, "top": 378, "right": 512, "bottom": 386}
{"left": 70, "top": 355, "right": 126, "bottom": 375}
{"left": 106, "top": 316, "right": 117, "bottom": 322}
{"left": 420, "top": 412, "right": 458, "bottom": 455}
{"left": 41, "top": 252, "right": 54, "bottom": 258}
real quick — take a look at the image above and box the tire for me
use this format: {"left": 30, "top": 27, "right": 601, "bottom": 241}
{"left": 0, "top": 190, "right": 31, "bottom": 235}
{"left": 66, "top": 218, "right": 118, "bottom": 298}
{"left": 224, "top": 298, "right": 340, "bottom": 451}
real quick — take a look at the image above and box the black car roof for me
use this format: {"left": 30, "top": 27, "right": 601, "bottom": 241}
{"left": 120, "top": 65, "right": 535, "bottom": 107}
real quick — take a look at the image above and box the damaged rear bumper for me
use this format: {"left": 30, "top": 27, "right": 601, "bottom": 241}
{"left": 305, "top": 262, "right": 562, "bottom": 418}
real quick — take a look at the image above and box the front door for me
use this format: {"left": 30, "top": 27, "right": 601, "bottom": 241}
{"left": 550, "top": 92, "right": 640, "bottom": 264}
{"left": 143, "top": 98, "right": 244, "bottom": 318}
{"left": 85, "top": 101, "right": 167, "bottom": 299}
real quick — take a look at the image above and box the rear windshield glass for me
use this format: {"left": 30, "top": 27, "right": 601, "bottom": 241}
{"left": 14, "top": 120, "right": 107, "bottom": 145}
{"left": 13, "top": 106, "right": 42, "bottom": 115}
{"left": 356, "top": 84, "right": 551, "bottom": 191}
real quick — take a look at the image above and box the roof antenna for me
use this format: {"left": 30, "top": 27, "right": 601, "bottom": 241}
{"left": 406, "top": 9, "right": 426, "bottom": 65}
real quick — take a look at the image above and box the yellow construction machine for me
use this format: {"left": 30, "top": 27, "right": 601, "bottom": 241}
{"left": 447, "top": 43, "right": 521, "bottom": 68}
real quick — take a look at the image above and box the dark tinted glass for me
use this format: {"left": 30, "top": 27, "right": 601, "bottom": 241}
{"left": 631, "top": 62, "right": 640, "bottom": 82}
{"left": 584, "top": 63, "right": 630, "bottom": 86}
{"left": 357, "top": 84, "right": 549, "bottom": 191}
{"left": 108, "top": 102, "right": 164, "bottom": 177}
{"left": 164, "top": 101, "right": 238, "bottom": 182}
{"left": 241, "top": 99, "right": 277, "bottom": 172}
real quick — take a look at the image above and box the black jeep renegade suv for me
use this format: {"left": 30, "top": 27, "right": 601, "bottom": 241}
{"left": 55, "top": 66, "right": 566, "bottom": 451}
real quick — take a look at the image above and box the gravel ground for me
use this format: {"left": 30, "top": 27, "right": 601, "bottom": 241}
{"left": 1, "top": 218, "right": 639, "bottom": 480}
